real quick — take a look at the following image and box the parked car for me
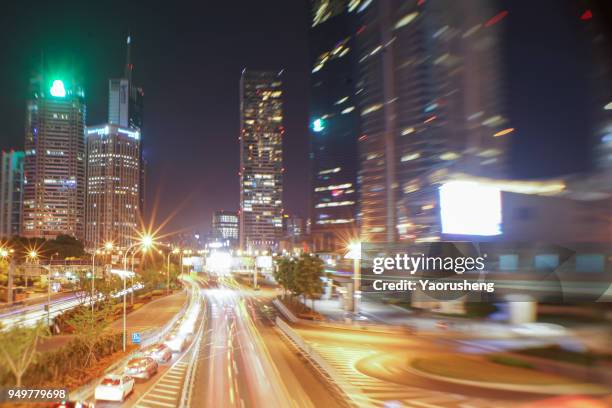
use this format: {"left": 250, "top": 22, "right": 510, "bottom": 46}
{"left": 94, "top": 374, "right": 134, "bottom": 402}
{"left": 124, "top": 357, "right": 158, "bottom": 380}
{"left": 142, "top": 343, "right": 173, "bottom": 363}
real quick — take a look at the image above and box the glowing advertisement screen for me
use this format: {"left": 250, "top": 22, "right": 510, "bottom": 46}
{"left": 439, "top": 181, "right": 502, "bottom": 236}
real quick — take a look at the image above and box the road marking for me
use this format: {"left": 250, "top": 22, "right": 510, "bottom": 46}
{"left": 156, "top": 383, "right": 181, "bottom": 389}
{"left": 149, "top": 388, "right": 177, "bottom": 395}
{"left": 147, "top": 393, "right": 177, "bottom": 401}
{"left": 163, "top": 373, "right": 183, "bottom": 379}
{"left": 140, "top": 398, "right": 177, "bottom": 407}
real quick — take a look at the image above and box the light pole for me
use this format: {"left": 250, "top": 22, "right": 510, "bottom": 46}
{"left": 47, "top": 252, "right": 58, "bottom": 326}
{"left": 167, "top": 248, "right": 180, "bottom": 295}
{"left": 120, "top": 235, "right": 153, "bottom": 351}
{"left": 345, "top": 241, "right": 362, "bottom": 315}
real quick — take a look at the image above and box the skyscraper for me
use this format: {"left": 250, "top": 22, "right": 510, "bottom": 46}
{"left": 22, "top": 77, "right": 87, "bottom": 240}
{"left": 239, "top": 69, "right": 284, "bottom": 251}
{"left": 85, "top": 124, "right": 141, "bottom": 249}
{"left": 108, "top": 35, "right": 145, "bottom": 216}
{"left": 0, "top": 150, "right": 25, "bottom": 238}
{"left": 354, "top": 0, "right": 509, "bottom": 243}
{"left": 309, "top": 0, "right": 360, "bottom": 252}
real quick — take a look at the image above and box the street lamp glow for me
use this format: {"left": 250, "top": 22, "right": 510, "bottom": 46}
{"left": 172, "top": 248, "right": 180, "bottom": 254}
{"left": 345, "top": 241, "right": 362, "bottom": 260}
{"left": 0, "top": 248, "right": 8, "bottom": 258}
{"left": 104, "top": 241, "right": 114, "bottom": 251}
{"left": 141, "top": 234, "right": 154, "bottom": 249}
{"left": 28, "top": 250, "right": 38, "bottom": 260}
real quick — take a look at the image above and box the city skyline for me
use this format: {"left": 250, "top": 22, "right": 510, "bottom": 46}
{"left": 0, "top": 0, "right": 609, "bottom": 237}
{"left": 0, "top": 2, "right": 611, "bottom": 408}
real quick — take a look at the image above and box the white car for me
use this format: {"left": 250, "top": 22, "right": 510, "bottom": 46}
{"left": 94, "top": 374, "right": 134, "bottom": 402}
{"left": 164, "top": 331, "right": 187, "bottom": 352}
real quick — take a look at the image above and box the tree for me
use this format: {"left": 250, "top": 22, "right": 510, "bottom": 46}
{"left": 45, "top": 235, "right": 85, "bottom": 259}
{"left": 274, "top": 257, "right": 294, "bottom": 298}
{"left": 0, "top": 321, "right": 49, "bottom": 386}
{"left": 65, "top": 302, "right": 113, "bottom": 367}
{"left": 296, "top": 254, "right": 324, "bottom": 311}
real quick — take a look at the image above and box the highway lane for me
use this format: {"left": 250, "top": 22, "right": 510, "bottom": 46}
{"left": 75, "top": 277, "right": 202, "bottom": 408}
{"left": 188, "top": 277, "right": 346, "bottom": 408}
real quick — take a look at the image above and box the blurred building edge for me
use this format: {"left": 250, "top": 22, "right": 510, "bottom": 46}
{"left": 357, "top": 0, "right": 510, "bottom": 245}
{"left": 0, "top": 151, "right": 25, "bottom": 238}
{"left": 309, "top": 0, "right": 360, "bottom": 253}
{"left": 308, "top": 0, "right": 511, "bottom": 251}
{"left": 581, "top": 0, "right": 612, "bottom": 187}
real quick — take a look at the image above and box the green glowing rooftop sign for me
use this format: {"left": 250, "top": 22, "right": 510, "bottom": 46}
{"left": 50, "top": 80, "right": 66, "bottom": 97}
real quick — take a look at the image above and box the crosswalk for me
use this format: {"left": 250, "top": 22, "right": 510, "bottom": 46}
{"left": 312, "top": 344, "right": 514, "bottom": 408}
{"left": 133, "top": 360, "right": 189, "bottom": 408}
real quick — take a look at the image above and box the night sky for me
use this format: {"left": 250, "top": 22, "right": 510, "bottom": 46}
{"left": 0, "top": 1, "right": 608, "bottom": 235}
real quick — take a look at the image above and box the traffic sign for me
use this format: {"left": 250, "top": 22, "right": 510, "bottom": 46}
{"left": 131, "top": 332, "right": 141, "bottom": 344}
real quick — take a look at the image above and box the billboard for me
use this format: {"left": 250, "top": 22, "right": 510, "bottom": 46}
{"left": 439, "top": 181, "right": 502, "bottom": 236}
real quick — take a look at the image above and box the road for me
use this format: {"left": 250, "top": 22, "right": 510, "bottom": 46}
{"left": 188, "top": 277, "right": 345, "bottom": 408}
{"left": 82, "top": 275, "right": 345, "bottom": 408}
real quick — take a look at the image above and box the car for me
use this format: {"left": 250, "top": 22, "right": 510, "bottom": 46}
{"left": 51, "top": 401, "right": 94, "bottom": 408}
{"left": 124, "top": 356, "right": 158, "bottom": 380}
{"left": 164, "top": 330, "right": 187, "bottom": 352}
{"left": 142, "top": 343, "right": 173, "bottom": 363}
{"left": 94, "top": 374, "right": 134, "bottom": 402}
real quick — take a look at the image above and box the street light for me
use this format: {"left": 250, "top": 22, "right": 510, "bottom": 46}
{"left": 119, "top": 234, "right": 155, "bottom": 351}
{"left": 345, "top": 241, "right": 362, "bottom": 315}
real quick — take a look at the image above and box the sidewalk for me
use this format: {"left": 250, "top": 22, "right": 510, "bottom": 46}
{"left": 38, "top": 290, "right": 188, "bottom": 352}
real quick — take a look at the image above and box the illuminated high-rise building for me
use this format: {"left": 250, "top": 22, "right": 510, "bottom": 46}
{"left": 108, "top": 35, "right": 145, "bottom": 216}
{"left": 0, "top": 150, "right": 25, "bottom": 238}
{"left": 353, "top": 0, "right": 509, "bottom": 243}
{"left": 22, "top": 76, "right": 87, "bottom": 240}
{"left": 85, "top": 124, "right": 141, "bottom": 249}
{"left": 212, "top": 210, "right": 239, "bottom": 245}
{"left": 309, "top": 0, "right": 360, "bottom": 252}
{"left": 239, "top": 69, "right": 284, "bottom": 251}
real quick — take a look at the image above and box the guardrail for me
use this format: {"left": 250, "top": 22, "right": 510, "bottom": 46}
{"left": 275, "top": 316, "right": 363, "bottom": 408}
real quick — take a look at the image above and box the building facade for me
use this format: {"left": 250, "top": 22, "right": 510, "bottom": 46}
{"left": 352, "top": 0, "right": 509, "bottom": 243}
{"left": 239, "top": 69, "right": 284, "bottom": 251}
{"left": 212, "top": 210, "right": 239, "bottom": 243}
{"left": 22, "top": 77, "right": 87, "bottom": 240}
{"left": 108, "top": 35, "right": 146, "bottom": 217}
{"left": 0, "top": 151, "right": 25, "bottom": 238}
{"left": 309, "top": 0, "right": 360, "bottom": 252}
{"left": 85, "top": 124, "right": 141, "bottom": 249}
